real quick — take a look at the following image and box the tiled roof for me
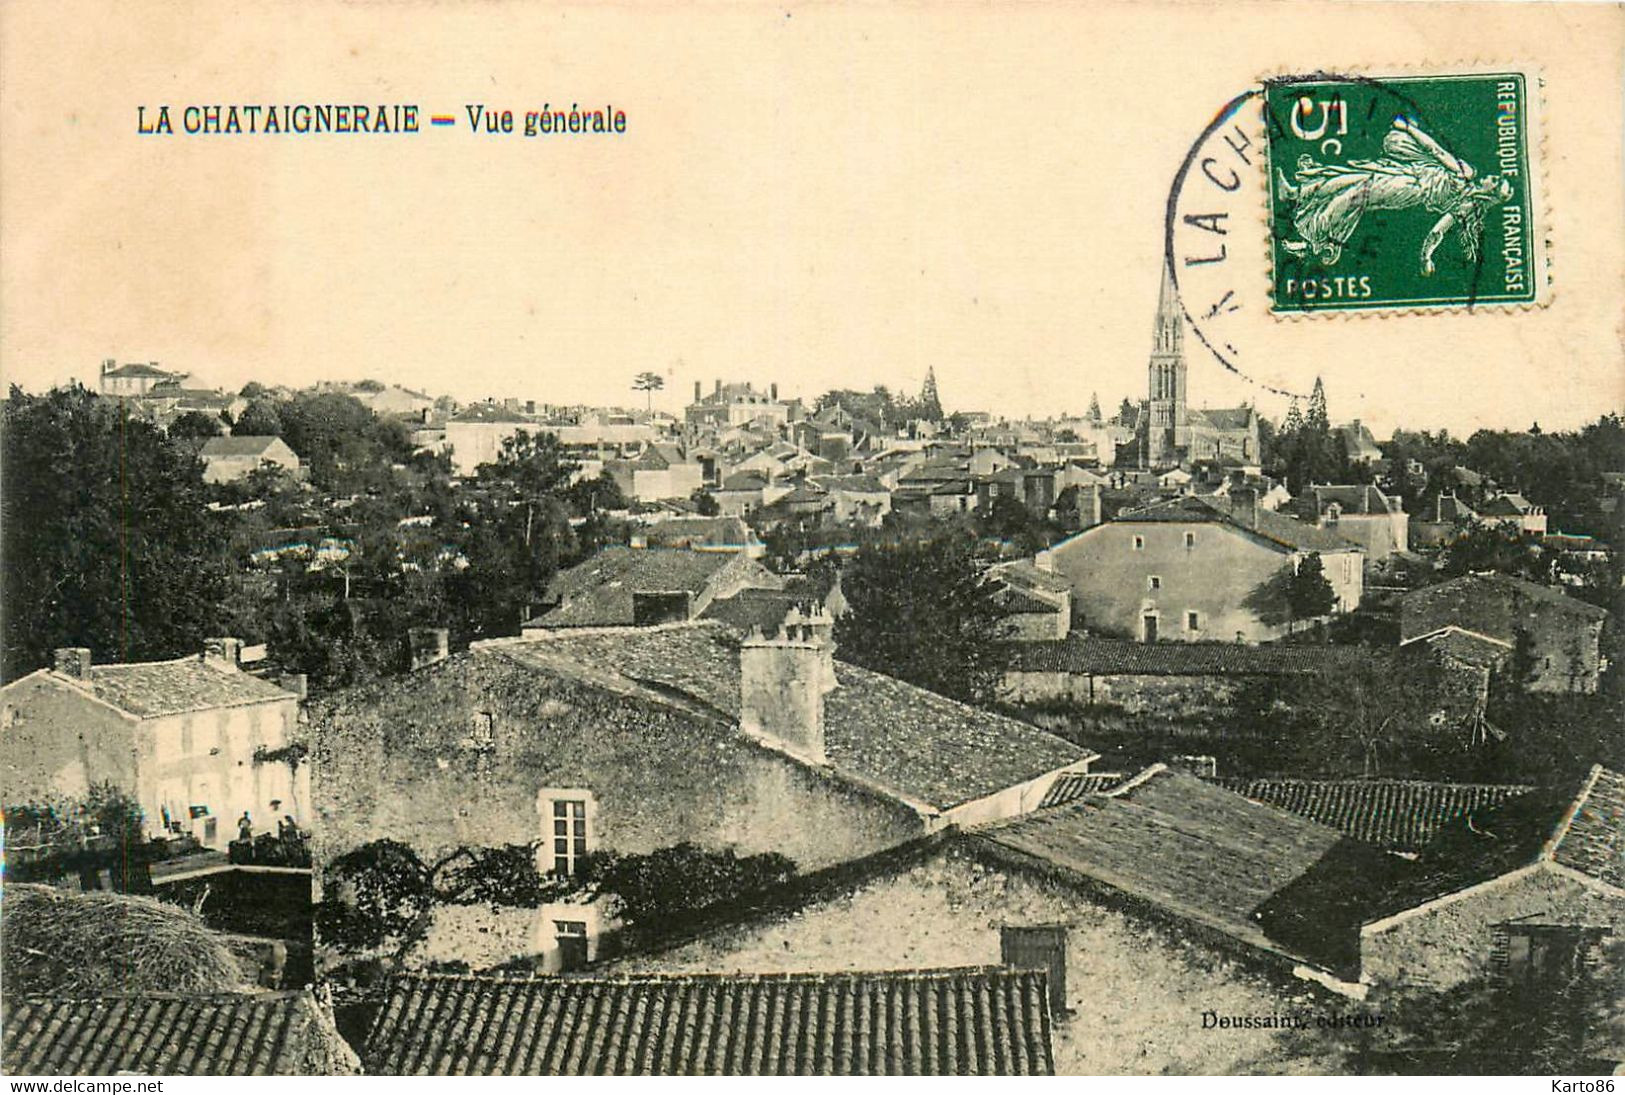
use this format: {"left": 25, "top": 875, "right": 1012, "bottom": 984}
{"left": 451, "top": 403, "right": 531, "bottom": 424}
{"left": 718, "top": 471, "right": 769, "bottom": 491}
{"left": 1038, "top": 771, "right": 1127, "bottom": 807}
{"left": 1399, "top": 574, "right": 1608, "bottom": 643}
{"left": 363, "top": 969, "right": 1054, "bottom": 1075}
{"left": 201, "top": 435, "right": 286, "bottom": 457}
{"left": 1188, "top": 406, "right": 1254, "bottom": 431}
{"left": 1006, "top": 637, "right": 1381, "bottom": 677}
{"left": 1350, "top": 766, "right": 1624, "bottom": 925}
{"left": 1215, "top": 779, "right": 1533, "bottom": 852}
{"left": 1114, "top": 496, "right": 1360, "bottom": 554}
{"left": 1550, "top": 766, "right": 1625, "bottom": 889}
{"left": 2, "top": 992, "right": 359, "bottom": 1076}
{"left": 1404, "top": 626, "right": 1512, "bottom": 669}
{"left": 45, "top": 658, "right": 296, "bottom": 718}
{"left": 809, "top": 474, "right": 888, "bottom": 493}
{"left": 531, "top": 547, "right": 766, "bottom": 628}
{"left": 991, "top": 560, "right": 1073, "bottom": 595}
{"left": 975, "top": 766, "right": 1353, "bottom": 958}
{"left": 640, "top": 517, "right": 756, "bottom": 548}
{"left": 1303, "top": 484, "right": 1401, "bottom": 516}
{"left": 1477, "top": 492, "right": 1535, "bottom": 517}
{"left": 1420, "top": 493, "right": 1477, "bottom": 523}
{"left": 996, "top": 589, "right": 1063, "bottom": 616}
{"left": 701, "top": 588, "right": 812, "bottom": 635}
{"left": 488, "top": 622, "right": 1089, "bottom": 811}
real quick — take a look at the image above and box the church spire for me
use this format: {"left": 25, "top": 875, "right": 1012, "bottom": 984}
{"left": 1153, "top": 262, "right": 1183, "bottom": 356}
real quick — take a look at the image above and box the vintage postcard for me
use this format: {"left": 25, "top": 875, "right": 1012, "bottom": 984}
{"left": 1, "top": 0, "right": 1621, "bottom": 1082}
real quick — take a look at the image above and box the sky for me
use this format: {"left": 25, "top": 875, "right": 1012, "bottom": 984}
{"left": 2, "top": 1, "right": 1621, "bottom": 437}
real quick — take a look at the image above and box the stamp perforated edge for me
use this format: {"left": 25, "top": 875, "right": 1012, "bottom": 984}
{"left": 1253, "top": 62, "right": 1551, "bottom": 320}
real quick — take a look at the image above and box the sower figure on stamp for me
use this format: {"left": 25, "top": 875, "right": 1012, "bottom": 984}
{"left": 1277, "top": 116, "right": 1512, "bottom": 275}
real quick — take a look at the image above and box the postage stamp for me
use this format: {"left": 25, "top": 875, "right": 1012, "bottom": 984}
{"left": 1263, "top": 71, "right": 1543, "bottom": 313}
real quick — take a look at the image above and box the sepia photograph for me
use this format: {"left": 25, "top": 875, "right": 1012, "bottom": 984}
{"left": 1, "top": 0, "right": 1621, "bottom": 1081}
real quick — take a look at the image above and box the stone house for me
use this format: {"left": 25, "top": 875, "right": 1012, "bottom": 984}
{"left": 0, "top": 640, "right": 306, "bottom": 848}
{"left": 710, "top": 469, "right": 770, "bottom": 515}
{"left": 312, "top": 616, "right": 1094, "bottom": 971}
{"left": 1477, "top": 492, "right": 1549, "bottom": 534}
{"left": 604, "top": 443, "right": 705, "bottom": 502}
{"left": 1398, "top": 574, "right": 1609, "bottom": 693}
{"left": 444, "top": 403, "right": 535, "bottom": 476}
{"left": 1036, "top": 495, "right": 1364, "bottom": 644}
{"left": 604, "top": 769, "right": 1392, "bottom": 1075}
{"left": 97, "top": 358, "right": 186, "bottom": 397}
{"left": 523, "top": 545, "right": 783, "bottom": 629}
{"left": 1355, "top": 765, "right": 1625, "bottom": 991}
{"left": 200, "top": 435, "right": 302, "bottom": 484}
{"left": 1288, "top": 484, "right": 1409, "bottom": 563}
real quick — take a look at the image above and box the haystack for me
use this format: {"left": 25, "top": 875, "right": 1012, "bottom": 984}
{"left": 1, "top": 883, "right": 245, "bottom": 994}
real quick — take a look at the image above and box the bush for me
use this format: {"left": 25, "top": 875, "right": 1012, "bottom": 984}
{"left": 588, "top": 843, "right": 796, "bottom": 935}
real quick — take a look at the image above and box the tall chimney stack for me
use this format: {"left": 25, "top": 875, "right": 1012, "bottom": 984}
{"left": 101, "top": 358, "right": 116, "bottom": 376}
{"left": 739, "top": 607, "right": 837, "bottom": 765}
{"left": 52, "top": 648, "right": 94, "bottom": 680}
{"left": 202, "top": 637, "right": 243, "bottom": 670}
{"left": 694, "top": 380, "right": 702, "bottom": 403}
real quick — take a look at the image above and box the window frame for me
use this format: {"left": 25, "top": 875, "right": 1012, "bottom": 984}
{"left": 537, "top": 788, "right": 596, "bottom": 879}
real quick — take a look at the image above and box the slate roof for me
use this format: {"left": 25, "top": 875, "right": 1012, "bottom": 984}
{"left": 2, "top": 991, "right": 359, "bottom": 1076}
{"left": 29, "top": 657, "right": 297, "bottom": 718}
{"left": 201, "top": 435, "right": 288, "bottom": 458}
{"left": 1114, "top": 495, "right": 1360, "bottom": 554}
{"left": 530, "top": 547, "right": 766, "bottom": 628}
{"left": 1420, "top": 493, "right": 1477, "bottom": 523}
{"left": 975, "top": 766, "right": 1360, "bottom": 960}
{"left": 488, "top": 622, "right": 1090, "bottom": 811}
{"left": 1215, "top": 778, "right": 1533, "bottom": 852}
{"left": 363, "top": 968, "right": 1054, "bottom": 1075}
{"left": 1399, "top": 573, "right": 1607, "bottom": 643}
{"left": 101, "top": 362, "right": 178, "bottom": 379}
{"left": 1006, "top": 636, "right": 1382, "bottom": 677}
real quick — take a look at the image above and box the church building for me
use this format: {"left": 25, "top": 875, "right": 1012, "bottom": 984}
{"left": 1136, "top": 269, "right": 1260, "bottom": 469}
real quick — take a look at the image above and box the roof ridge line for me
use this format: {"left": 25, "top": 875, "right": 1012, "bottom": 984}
{"left": 1538, "top": 763, "right": 1604, "bottom": 863}
{"left": 1102, "top": 762, "right": 1167, "bottom": 797}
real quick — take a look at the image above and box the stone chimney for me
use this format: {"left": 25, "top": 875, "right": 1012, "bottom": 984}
{"left": 739, "top": 607, "right": 837, "bottom": 765}
{"left": 275, "top": 672, "right": 308, "bottom": 701}
{"left": 714, "top": 379, "right": 722, "bottom": 396}
{"left": 770, "top": 382, "right": 779, "bottom": 401}
{"left": 408, "top": 627, "right": 450, "bottom": 670}
{"left": 202, "top": 637, "right": 243, "bottom": 670}
{"left": 1229, "top": 487, "right": 1260, "bottom": 528}
{"left": 101, "top": 358, "right": 116, "bottom": 376}
{"left": 694, "top": 380, "right": 702, "bottom": 403}
{"left": 53, "top": 647, "right": 94, "bottom": 680}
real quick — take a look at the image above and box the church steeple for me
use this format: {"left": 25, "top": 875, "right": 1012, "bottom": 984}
{"left": 1153, "top": 262, "right": 1184, "bottom": 357}
{"left": 1144, "top": 264, "right": 1189, "bottom": 467}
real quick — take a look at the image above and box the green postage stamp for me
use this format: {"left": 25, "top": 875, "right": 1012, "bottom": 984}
{"left": 1264, "top": 71, "right": 1543, "bottom": 313}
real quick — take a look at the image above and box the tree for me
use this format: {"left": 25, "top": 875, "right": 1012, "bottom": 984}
{"left": 917, "top": 367, "right": 944, "bottom": 422}
{"left": 563, "top": 473, "right": 630, "bottom": 518}
{"left": 631, "top": 371, "right": 665, "bottom": 411}
{"left": 1086, "top": 392, "right": 1103, "bottom": 423}
{"left": 833, "top": 533, "right": 1013, "bottom": 704}
{"left": 2, "top": 386, "right": 231, "bottom": 678}
{"left": 168, "top": 410, "right": 224, "bottom": 440}
{"left": 1305, "top": 376, "right": 1329, "bottom": 430}
{"left": 1286, "top": 552, "right": 1337, "bottom": 622}
{"left": 232, "top": 398, "right": 284, "bottom": 438}
{"left": 690, "top": 488, "right": 720, "bottom": 516}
